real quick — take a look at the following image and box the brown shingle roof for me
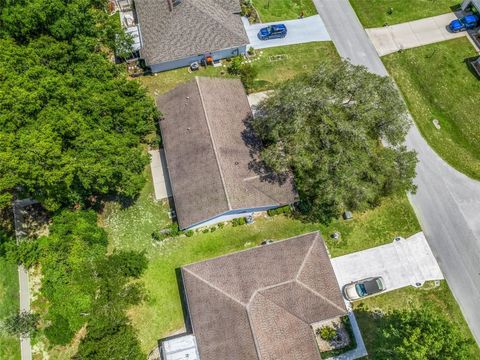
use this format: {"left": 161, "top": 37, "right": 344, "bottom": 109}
{"left": 134, "top": 0, "right": 249, "bottom": 65}
{"left": 181, "top": 232, "right": 347, "bottom": 360}
{"left": 157, "top": 77, "right": 297, "bottom": 229}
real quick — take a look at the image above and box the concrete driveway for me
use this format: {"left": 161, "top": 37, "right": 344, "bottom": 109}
{"left": 331, "top": 233, "right": 444, "bottom": 294}
{"left": 242, "top": 15, "right": 330, "bottom": 49}
{"left": 366, "top": 13, "right": 465, "bottom": 56}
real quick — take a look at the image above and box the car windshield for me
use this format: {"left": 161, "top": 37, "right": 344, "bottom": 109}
{"left": 355, "top": 283, "right": 367, "bottom": 297}
{"left": 267, "top": 26, "right": 273, "bottom": 32}
{"left": 460, "top": 18, "right": 469, "bottom": 25}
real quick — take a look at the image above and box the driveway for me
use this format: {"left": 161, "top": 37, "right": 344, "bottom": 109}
{"left": 313, "top": 0, "right": 480, "bottom": 344}
{"left": 366, "top": 13, "right": 465, "bottom": 56}
{"left": 332, "top": 233, "right": 444, "bottom": 293}
{"left": 242, "top": 15, "right": 330, "bottom": 49}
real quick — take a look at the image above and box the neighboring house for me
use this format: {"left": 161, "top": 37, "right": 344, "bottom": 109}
{"left": 134, "top": 0, "right": 249, "bottom": 72}
{"left": 462, "top": 0, "right": 480, "bottom": 13}
{"left": 157, "top": 77, "right": 297, "bottom": 230}
{"left": 180, "top": 231, "right": 347, "bottom": 360}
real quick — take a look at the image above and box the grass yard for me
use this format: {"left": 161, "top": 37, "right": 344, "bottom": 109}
{"left": 0, "top": 256, "right": 21, "bottom": 360}
{"left": 252, "top": 0, "right": 317, "bottom": 22}
{"left": 136, "top": 42, "right": 339, "bottom": 96}
{"left": 383, "top": 38, "right": 480, "bottom": 180}
{"left": 354, "top": 281, "right": 480, "bottom": 358}
{"left": 350, "top": 0, "right": 460, "bottom": 28}
{"left": 101, "top": 165, "right": 420, "bottom": 353}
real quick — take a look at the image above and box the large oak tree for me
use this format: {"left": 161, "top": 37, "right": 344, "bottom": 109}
{"left": 252, "top": 61, "right": 417, "bottom": 221}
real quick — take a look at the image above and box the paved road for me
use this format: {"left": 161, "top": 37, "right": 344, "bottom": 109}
{"left": 313, "top": 0, "right": 480, "bottom": 344}
{"left": 366, "top": 13, "right": 465, "bottom": 56}
{"left": 242, "top": 15, "right": 330, "bottom": 49}
{"left": 332, "top": 233, "right": 444, "bottom": 293}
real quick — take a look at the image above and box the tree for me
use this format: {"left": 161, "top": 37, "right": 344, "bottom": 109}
{"left": 252, "top": 61, "right": 417, "bottom": 221}
{"left": 2, "top": 311, "right": 39, "bottom": 337}
{"left": 377, "top": 308, "right": 473, "bottom": 359}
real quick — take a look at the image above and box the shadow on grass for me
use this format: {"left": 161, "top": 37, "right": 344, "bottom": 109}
{"left": 464, "top": 55, "right": 480, "bottom": 80}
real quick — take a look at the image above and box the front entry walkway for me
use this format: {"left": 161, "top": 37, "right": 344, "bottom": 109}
{"left": 149, "top": 149, "right": 172, "bottom": 200}
{"left": 331, "top": 232, "right": 444, "bottom": 294}
{"left": 365, "top": 13, "right": 466, "bottom": 56}
{"left": 242, "top": 15, "right": 330, "bottom": 49}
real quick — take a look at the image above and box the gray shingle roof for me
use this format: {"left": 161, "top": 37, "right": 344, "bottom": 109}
{"left": 157, "top": 77, "right": 297, "bottom": 229}
{"left": 134, "top": 0, "right": 249, "bottom": 65}
{"left": 181, "top": 232, "right": 347, "bottom": 360}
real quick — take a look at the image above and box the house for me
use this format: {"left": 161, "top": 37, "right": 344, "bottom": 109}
{"left": 180, "top": 231, "right": 347, "bottom": 360}
{"left": 133, "top": 0, "right": 249, "bottom": 72}
{"left": 156, "top": 77, "right": 297, "bottom": 230}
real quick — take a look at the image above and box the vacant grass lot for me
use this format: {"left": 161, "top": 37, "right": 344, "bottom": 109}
{"left": 101, "top": 166, "right": 420, "bottom": 353}
{"left": 0, "top": 256, "right": 20, "bottom": 360}
{"left": 137, "top": 42, "right": 339, "bottom": 96}
{"left": 252, "top": 0, "right": 317, "bottom": 22}
{"left": 354, "top": 281, "right": 480, "bottom": 358}
{"left": 383, "top": 38, "right": 480, "bottom": 180}
{"left": 350, "top": 0, "right": 459, "bottom": 28}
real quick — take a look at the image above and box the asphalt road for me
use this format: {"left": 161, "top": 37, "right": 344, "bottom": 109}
{"left": 313, "top": 0, "right": 480, "bottom": 344}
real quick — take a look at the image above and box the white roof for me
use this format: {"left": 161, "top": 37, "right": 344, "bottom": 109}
{"left": 161, "top": 335, "right": 200, "bottom": 360}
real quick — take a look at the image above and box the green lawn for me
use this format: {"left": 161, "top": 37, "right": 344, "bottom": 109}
{"left": 350, "top": 0, "right": 460, "bottom": 28}
{"left": 137, "top": 42, "right": 340, "bottom": 96}
{"left": 101, "top": 165, "right": 420, "bottom": 353}
{"left": 0, "top": 256, "right": 21, "bottom": 360}
{"left": 252, "top": 0, "right": 317, "bottom": 22}
{"left": 383, "top": 38, "right": 480, "bottom": 180}
{"left": 354, "top": 281, "right": 480, "bottom": 358}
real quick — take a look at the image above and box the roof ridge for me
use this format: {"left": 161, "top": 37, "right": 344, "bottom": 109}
{"left": 195, "top": 77, "right": 232, "bottom": 210}
{"left": 253, "top": 289, "right": 310, "bottom": 326}
{"left": 295, "top": 234, "right": 318, "bottom": 281}
{"left": 182, "top": 267, "right": 245, "bottom": 307}
{"left": 296, "top": 279, "right": 346, "bottom": 314}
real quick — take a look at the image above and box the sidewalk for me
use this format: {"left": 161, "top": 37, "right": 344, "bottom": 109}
{"left": 13, "top": 199, "right": 36, "bottom": 360}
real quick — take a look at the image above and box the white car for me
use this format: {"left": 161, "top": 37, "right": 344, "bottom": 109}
{"left": 343, "top": 276, "right": 386, "bottom": 301}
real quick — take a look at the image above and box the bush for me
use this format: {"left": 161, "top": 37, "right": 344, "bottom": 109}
{"left": 45, "top": 315, "right": 75, "bottom": 345}
{"left": 210, "top": 226, "right": 217, "bottom": 233}
{"left": 239, "top": 63, "right": 258, "bottom": 90}
{"left": 231, "top": 217, "right": 247, "bottom": 227}
{"left": 202, "top": 229, "right": 209, "bottom": 234}
{"left": 227, "top": 56, "right": 243, "bottom": 75}
{"left": 317, "top": 325, "right": 337, "bottom": 342}
{"left": 185, "top": 230, "right": 194, "bottom": 237}
{"left": 248, "top": 46, "right": 255, "bottom": 56}
{"left": 217, "top": 222, "right": 225, "bottom": 229}
{"left": 267, "top": 205, "right": 292, "bottom": 217}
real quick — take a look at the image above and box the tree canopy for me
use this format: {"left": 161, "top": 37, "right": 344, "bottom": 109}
{"left": 0, "top": 0, "right": 158, "bottom": 210}
{"left": 252, "top": 61, "right": 417, "bottom": 221}
{"left": 378, "top": 308, "right": 473, "bottom": 359}
{"left": 10, "top": 210, "right": 148, "bottom": 358}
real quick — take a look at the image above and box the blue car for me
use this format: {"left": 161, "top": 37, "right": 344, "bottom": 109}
{"left": 257, "top": 24, "right": 287, "bottom": 40}
{"left": 449, "top": 15, "right": 479, "bottom": 32}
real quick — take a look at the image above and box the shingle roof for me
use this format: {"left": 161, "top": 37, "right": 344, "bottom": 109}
{"left": 181, "top": 232, "right": 347, "bottom": 360}
{"left": 157, "top": 77, "right": 297, "bottom": 229}
{"left": 134, "top": 0, "right": 249, "bottom": 65}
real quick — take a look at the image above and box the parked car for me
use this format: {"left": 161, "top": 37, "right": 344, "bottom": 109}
{"left": 343, "top": 277, "right": 386, "bottom": 301}
{"left": 257, "top": 24, "right": 287, "bottom": 40}
{"left": 449, "top": 15, "right": 479, "bottom": 32}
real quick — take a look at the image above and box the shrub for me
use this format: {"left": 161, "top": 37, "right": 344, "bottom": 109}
{"left": 247, "top": 46, "right": 255, "bottom": 56}
{"left": 185, "top": 230, "right": 194, "bottom": 237}
{"left": 202, "top": 229, "right": 210, "bottom": 234}
{"left": 317, "top": 325, "right": 337, "bottom": 342}
{"left": 217, "top": 222, "right": 225, "bottom": 229}
{"left": 267, "top": 205, "right": 292, "bottom": 217}
{"left": 227, "top": 56, "right": 243, "bottom": 75}
{"left": 210, "top": 226, "right": 217, "bottom": 233}
{"left": 44, "top": 315, "right": 74, "bottom": 345}
{"left": 231, "top": 217, "right": 247, "bottom": 227}
{"left": 239, "top": 63, "right": 258, "bottom": 90}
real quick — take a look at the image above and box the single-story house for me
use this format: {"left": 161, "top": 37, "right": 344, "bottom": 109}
{"left": 157, "top": 77, "right": 297, "bottom": 230}
{"left": 462, "top": 0, "right": 480, "bottom": 12}
{"left": 179, "top": 231, "right": 347, "bottom": 360}
{"left": 133, "top": 0, "right": 249, "bottom": 72}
